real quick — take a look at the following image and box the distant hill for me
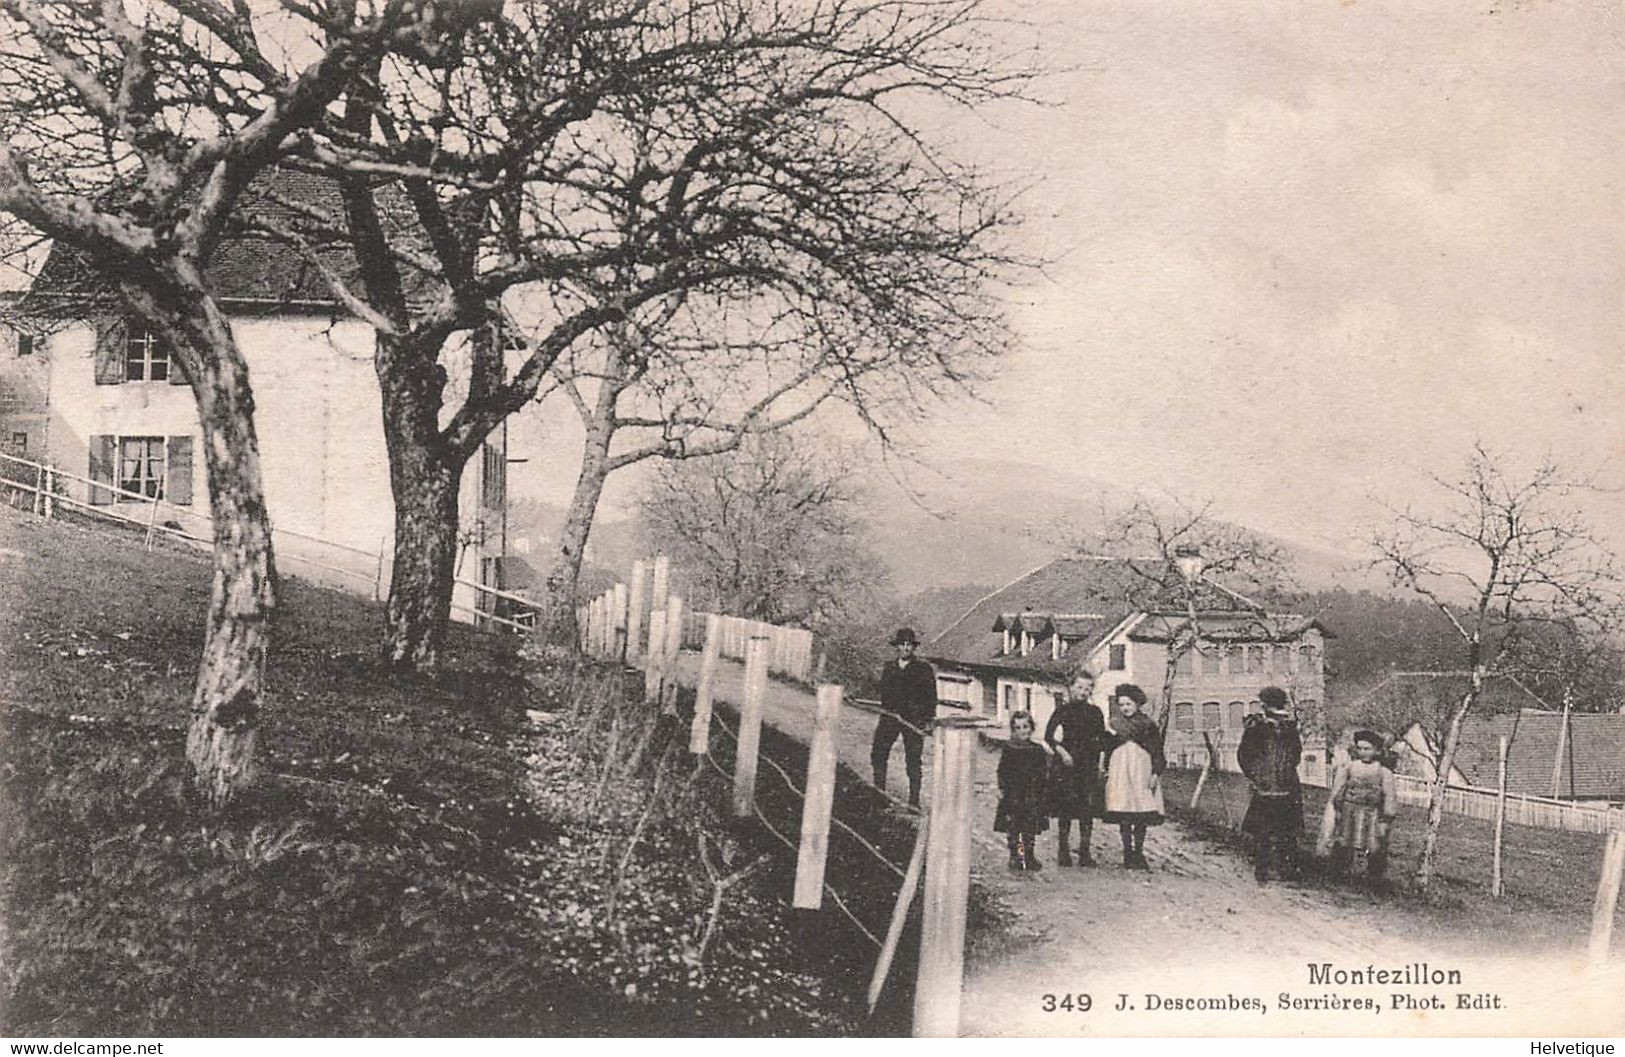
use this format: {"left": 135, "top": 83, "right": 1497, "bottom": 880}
{"left": 848, "top": 454, "right": 1397, "bottom": 599}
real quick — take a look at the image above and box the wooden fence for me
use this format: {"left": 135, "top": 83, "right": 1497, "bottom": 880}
{"left": 579, "top": 554, "right": 815, "bottom": 682}
{"left": 1392, "top": 773, "right": 1616, "bottom": 835}
{"left": 0, "top": 450, "right": 535, "bottom": 632}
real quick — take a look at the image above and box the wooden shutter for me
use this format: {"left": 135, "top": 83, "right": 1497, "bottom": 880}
{"left": 168, "top": 343, "right": 190, "bottom": 386}
{"left": 88, "top": 434, "right": 115, "bottom": 504}
{"left": 166, "top": 435, "right": 193, "bottom": 505}
{"left": 93, "top": 318, "right": 127, "bottom": 385}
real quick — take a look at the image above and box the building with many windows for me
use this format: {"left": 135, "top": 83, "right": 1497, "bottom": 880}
{"left": 925, "top": 554, "right": 1329, "bottom": 775}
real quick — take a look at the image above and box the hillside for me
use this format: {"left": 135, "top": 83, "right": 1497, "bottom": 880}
{"left": 0, "top": 506, "right": 872, "bottom": 1036}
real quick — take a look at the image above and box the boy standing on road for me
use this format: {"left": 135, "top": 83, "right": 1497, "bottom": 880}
{"left": 1239, "top": 685, "right": 1305, "bottom": 884}
{"left": 871, "top": 627, "right": 937, "bottom": 809}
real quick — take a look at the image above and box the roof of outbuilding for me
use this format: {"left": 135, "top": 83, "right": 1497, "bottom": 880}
{"left": 1441, "top": 708, "right": 1625, "bottom": 800}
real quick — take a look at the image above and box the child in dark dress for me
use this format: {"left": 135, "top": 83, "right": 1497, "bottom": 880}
{"left": 995, "top": 711, "right": 1050, "bottom": 871}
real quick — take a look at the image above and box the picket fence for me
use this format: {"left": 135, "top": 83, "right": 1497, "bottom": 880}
{"left": 1392, "top": 772, "right": 1615, "bottom": 835}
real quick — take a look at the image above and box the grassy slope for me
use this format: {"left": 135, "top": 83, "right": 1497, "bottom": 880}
{"left": 0, "top": 506, "right": 858, "bottom": 1036}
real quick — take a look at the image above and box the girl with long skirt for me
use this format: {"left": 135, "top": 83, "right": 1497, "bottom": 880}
{"left": 1100, "top": 683, "right": 1165, "bottom": 871}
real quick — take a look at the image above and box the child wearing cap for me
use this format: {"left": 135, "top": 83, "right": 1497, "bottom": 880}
{"left": 1329, "top": 730, "right": 1399, "bottom": 881}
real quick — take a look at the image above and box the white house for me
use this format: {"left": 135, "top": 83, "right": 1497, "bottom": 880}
{"left": 926, "top": 554, "right": 1330, "bottom": 778}
{"left": 0, "top": 168, "right": 510, "bottom": 622}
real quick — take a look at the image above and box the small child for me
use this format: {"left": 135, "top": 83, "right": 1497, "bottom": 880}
{"left": 1329, "top": 730, "right": 1398, "bottom": 881}
{"left": 995, "top": 711, "right": 1050, "bottom": 871}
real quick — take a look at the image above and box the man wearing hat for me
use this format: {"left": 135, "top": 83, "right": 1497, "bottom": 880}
{"left": 1238, "top": 685, "right": 1304, "bottom": 883}
{"left": 871, "top": 627, "right": 938, "bottom": 809}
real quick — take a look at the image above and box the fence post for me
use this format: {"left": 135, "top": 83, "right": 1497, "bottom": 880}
{"left": 868, "top": 805, "right": 930, "bottom": 1013}
{"left": 661, "top": 594, "right": 684, "bottom": 715}
{"left": 612, "top": 582, "right": 629, "bottom": 662}
{"left": 732, "top": 635, "right": 770, "bottom": 818}
{"left": 793, "top": 684, "right": 844, "bottom": 909}
{"left": 644, "top": 607, "right": 668, "bottom": 702}
{"left": 373, "top": 539, "right": 386, "bottom": 602}
{"left": 1492, "top": 734, "right": 1508, "bottom": 898}
{"left": 44, "top": 466, "right": 54, "bottom": 518}
{"left": 144, "top": 492, "right": 160, "bottom": 550}
{"left": 626, "top": 560, "right": 647, "bottom": 666}
{"left": 690, "top": 614, "right": 722, "bottom": 755}
{"left": 914, "top": 715, "right": 985, "bottom": 1038}
{"left": 1588, "top": 806, "right": 1625, "bottom": 965}
{"left": 33, "top": 462, "right": 44, "bottom": 516}
{"left": 649, "top": 554, "right": 670, "bottom": 626}
{"left": 1190, "top": 744, "right": 1213, "bottom": 810}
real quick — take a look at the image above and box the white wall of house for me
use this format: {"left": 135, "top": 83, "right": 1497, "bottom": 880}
{"left": 34, "top": 314, "right": 495, "bottom": 619}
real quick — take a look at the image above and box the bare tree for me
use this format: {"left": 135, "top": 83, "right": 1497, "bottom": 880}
{"left": 252, "top": 0, "right": 1029, "bottom": 665}
{"left": 1068, "top": 495, "right": 1296, "bottom": 724}
{"left": 1372, "top": 443, "right": 1620, "bottom": 891}
{"left": 636, "top": 431, "right": 890, "bottom": 631}
{"left": 0, "top": 0, "right": 486, "bottom": 807}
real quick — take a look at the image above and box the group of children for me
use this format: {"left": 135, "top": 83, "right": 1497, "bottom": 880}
{"left": 994, "top": 673, "right": 1167, "bottom": 872}
{"left": 995, "top": 671, "right": 1401, "bottom": 883}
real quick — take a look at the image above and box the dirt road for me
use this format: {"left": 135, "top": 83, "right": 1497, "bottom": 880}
{"left": 666, "top": 656, "right": 1625, "bottom": 1037}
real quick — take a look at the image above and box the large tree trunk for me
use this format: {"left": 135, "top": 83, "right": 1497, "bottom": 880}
{"left": 539, "top": 417, "right": 614, "bottom": 643}
{"left": 175, "top": 302, "right": 277, "bottom": 811}
{"left": 383, "top": 450, "right": 461, "bottom": 668}
{"left": 377, "top": 344, "right": 468, "bottom": 668}
{"left": 1414, "top": 672, "right": 1483, "bottom": 891}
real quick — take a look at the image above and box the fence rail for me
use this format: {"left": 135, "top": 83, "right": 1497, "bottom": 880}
{"left": 1, "top": 449, "right": 534, "bottom": 632}
{"left": 1392, "top": 773, "right": 1615, "bottom": 835}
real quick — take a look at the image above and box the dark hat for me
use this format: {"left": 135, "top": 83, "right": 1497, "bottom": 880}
{"left": 1259, "top": 686, "right": 1291, "bottom": 712}
{"left": 1113, "top": 683, "right": 1147, "bottom": 705}
{"left": 1352, "top": 729, "right": 1382, "bottom": 748}
{"left": 889, "top": 627, "right": 920, "bottom": 646}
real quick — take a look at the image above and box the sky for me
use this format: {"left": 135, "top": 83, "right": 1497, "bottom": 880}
{"left": 846, "top": 0, "right": 1625, "bottom": 557}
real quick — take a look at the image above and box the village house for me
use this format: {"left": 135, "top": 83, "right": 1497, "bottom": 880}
{"left": 925, "top": 552, "right": 1330, "bottom": 777}
{"left": 0, "top": 167, "right": 511, "bottom": 623}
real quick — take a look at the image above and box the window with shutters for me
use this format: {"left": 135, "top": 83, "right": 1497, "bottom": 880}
{"left": 125, "top": 328, "right": 170, "bottom": 381}
{"left": 1108, "top": 643, "right": 1127, "bottom": 670}
{"left": 1173, "top": 702, "right": 1195, "bottom": 732}
{"left": 1200, "top": 701, "right": 1221, "bottom": 730}
{"left": 1226, "top": 701, "right": 1244, "bottom": 728}
{"left": 88, "top": 434, "right": 193, "bottom": 505}
{"left": 118, "top": 436, "right": 166, "bottom": 498}
{"left": 1174, "top": 647, "right": 1194, "bottom": 676}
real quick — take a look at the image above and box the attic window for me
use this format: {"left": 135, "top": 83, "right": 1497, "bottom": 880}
{"left": 1108, "top": 644, "right": 1127, "bottom": 671}
{"left": 125, "top": 327, "right": 170, "bottom": 382}
{"left": 15, "top": 332, "right": 33, "bottom": 356}
{"left": 1001, "top": 629, "right": 1013, "bottom": 656}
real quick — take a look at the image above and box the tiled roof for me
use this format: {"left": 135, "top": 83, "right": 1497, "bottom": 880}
{"left": 22, "top": 166, "right": 430, "bottom": 314}
{"left": 926, "top": 555, "right": 1269, "bottom": 676}
{"left": 1446, "top": 708, "right": 1625, "bottom": 800}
